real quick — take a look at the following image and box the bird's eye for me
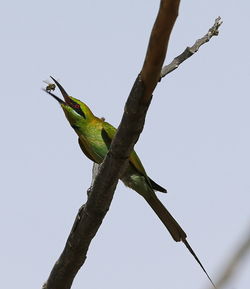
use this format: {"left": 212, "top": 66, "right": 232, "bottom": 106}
{"left": 74, "top": 104, "right": 86, "bottom": 118}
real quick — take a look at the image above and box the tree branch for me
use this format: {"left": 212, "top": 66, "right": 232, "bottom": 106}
{"left": 42, "top": 1, "right": 180, "bottom": 289}
{"left": 160, "top": 16, "right": 222, "bottom": 79}
{"left": 141, "top": 0, "right": 180, "bottom": 101}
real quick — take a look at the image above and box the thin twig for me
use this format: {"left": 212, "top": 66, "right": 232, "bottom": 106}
{"left": 160, "top": 17, "right": 222, "bottom": 79}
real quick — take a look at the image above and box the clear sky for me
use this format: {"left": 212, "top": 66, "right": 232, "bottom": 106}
{"left": 1, "top": 1, "right": 249, "bottom": 289}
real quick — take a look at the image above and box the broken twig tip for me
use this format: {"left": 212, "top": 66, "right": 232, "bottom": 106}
{"left": 210, "top": 16, "right": 223, "bottom": 36}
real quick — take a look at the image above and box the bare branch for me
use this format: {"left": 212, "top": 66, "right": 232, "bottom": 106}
{"left": 160, "top": 16, "right": 222, "bottom": 78}
{"left": 42, "top": 1, "right": 180, "bottom": 289}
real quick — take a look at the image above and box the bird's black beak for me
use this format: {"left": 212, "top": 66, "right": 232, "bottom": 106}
{"left": 50, "top": 76, "right": 70, "bottom": 103}
{"left": 47, "top": 77, "right": 81, "bottom": 110}
{"left": 43, "top": 77, "right": 66, "bottom": 104}
{"left": 44, "top": 77, "right": 86, "bottom": 118}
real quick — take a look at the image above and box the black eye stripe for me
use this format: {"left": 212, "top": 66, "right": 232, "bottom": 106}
{"left": 74, "top": 106, "right": 86, "bottom": 118}
{"left": 69, "top": 99, "right": 86, "bottom": 118}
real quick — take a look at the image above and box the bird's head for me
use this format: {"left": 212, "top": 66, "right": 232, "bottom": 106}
{"left": 45, "top": 77, "right": 94, "bottom": 128}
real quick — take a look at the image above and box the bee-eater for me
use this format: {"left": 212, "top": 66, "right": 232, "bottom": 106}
{"left": 45, "top": 77, "right": 215, "bottom": 288}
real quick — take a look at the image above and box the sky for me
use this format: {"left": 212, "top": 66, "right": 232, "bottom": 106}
{"left": 1, "top": 1, "right": 250, "bottom": 289}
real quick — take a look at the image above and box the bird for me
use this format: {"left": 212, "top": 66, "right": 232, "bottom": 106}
{"left": 44, "top": 77, "right": 216, "bottom": 288}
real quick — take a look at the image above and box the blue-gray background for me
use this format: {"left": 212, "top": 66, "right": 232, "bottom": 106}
{"left": 1, "top": 1, "right": 249, "bottom": 289}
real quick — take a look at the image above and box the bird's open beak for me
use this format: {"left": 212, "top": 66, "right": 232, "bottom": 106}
{"left": 44, "top": 77, "right": 76, "bottom": 109}
{"left": 49, "top": 77, "right": 71, "bottom": 103}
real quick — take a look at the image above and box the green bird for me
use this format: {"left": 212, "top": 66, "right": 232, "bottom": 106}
{"left": 45, "top": 77, "right": 216, "bottom": 288}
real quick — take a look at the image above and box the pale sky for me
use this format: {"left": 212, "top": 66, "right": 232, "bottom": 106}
{"left": 1, "top": 1, "right": 250, "bottom": 289}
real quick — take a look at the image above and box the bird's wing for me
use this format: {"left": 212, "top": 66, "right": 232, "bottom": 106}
{"left": 102, "top": 122, "right": 154, "bottom": 185}
{"left": 102, "top": 122, "right": 166, "bottom": 192}
{"left": 102, "top": 122, "right": 147, "bottom": 172}
{"left": 78, "top": 138, "right": 96, "bottom": 162}
{"left": 101, "top": 121, "right": 117, "bottom": 147}
{"left": 129, "top": 150, "right": 167, "bottom": 192}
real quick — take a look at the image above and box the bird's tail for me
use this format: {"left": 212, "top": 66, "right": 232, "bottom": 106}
{"left": 145, "top": 194, "right": 187, "bottom": 241}
{"left": 144, "top": 194, "right": 216, "bottom": 288}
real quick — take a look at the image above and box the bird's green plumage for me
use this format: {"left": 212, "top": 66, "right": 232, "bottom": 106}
{"left": 60, "top": 94, "right": 167, "bottom": 196}
{"left": 46, "top": 77, "right": 216, "bottom": 288}
{"left": 50, "top": 79, "right": 189, "bottom": 242}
